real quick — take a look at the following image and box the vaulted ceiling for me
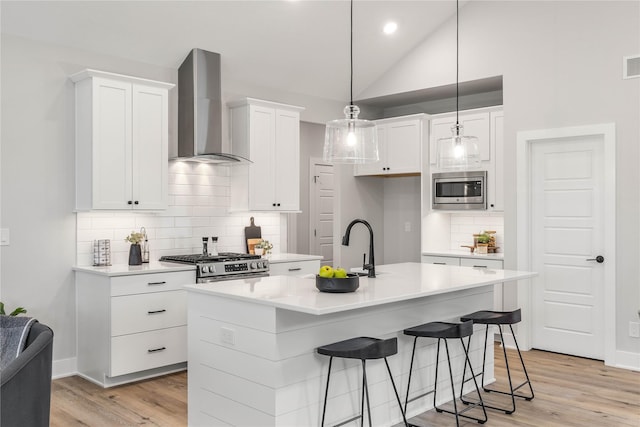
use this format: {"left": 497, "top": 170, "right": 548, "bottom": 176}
{"left": 1, "top": 0, "right": 464, "bottom": 103}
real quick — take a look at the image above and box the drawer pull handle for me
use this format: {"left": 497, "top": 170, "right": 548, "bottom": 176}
{"left": 147, "top": 281, "right": 167, "bottom": 286}
{"left": 147, "top": 309, "right": 166, "bottom": 315}
{"left": 433, "top": 262, "right": 446, "bottom": 265}
{"left": 288, "top": 268, "right": 302, "bottom": 272}
{"left": 472, "top": 265, "right": 488, "bottom": 268}
{"left": 147, "top": 346, "right": 166, "bottom": 353}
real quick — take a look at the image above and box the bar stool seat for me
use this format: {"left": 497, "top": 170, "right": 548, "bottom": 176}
{"left": 460, "top": 309, "right": 534, "bottom": 415}
{"left": 317, "top": 336, "right": 397, "bottom": 360}
{"left": 403, "top": 321, "right": 487, "bottom": 426}
{"left": 317, "top": 337, "right": 408, "bottom": 427}
{"left": 461, "top": 309, "right": 521, "bottom": 325}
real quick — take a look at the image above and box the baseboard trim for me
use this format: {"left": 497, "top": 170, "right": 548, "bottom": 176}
{"left": 52, "top": 357, "right": 77, "bottom": 379}
{"left": 614, "top": 350, "right": 640, "bottom": 371}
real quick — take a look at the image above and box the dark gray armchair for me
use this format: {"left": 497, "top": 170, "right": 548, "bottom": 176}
{"left": 1, "top": 321, "right": 54, "bottom": 427}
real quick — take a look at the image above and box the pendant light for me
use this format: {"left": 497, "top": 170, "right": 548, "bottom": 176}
{"left": 436, "top": 0, "right": 481, "bottom": 170}
{"left": 323, "top": 0, "right": 379, "bottom": 164}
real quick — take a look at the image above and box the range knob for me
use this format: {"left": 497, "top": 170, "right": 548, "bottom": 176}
{"left": 201, "top": 265, "right": 209, "bottom": 274}
{"left": 250, "top": 262, "right": 257, "bottom": 269}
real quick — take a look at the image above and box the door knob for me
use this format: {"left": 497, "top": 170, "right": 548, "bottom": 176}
{"left": 586, "top": 255, "right": 605, "bottom": 263}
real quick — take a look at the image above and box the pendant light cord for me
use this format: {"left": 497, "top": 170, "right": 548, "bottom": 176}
{"left": 456, "top": 0, "right": 459, "bottom": 127}
{"left": 350, "top": 0, "right": 354, "bottom": 107}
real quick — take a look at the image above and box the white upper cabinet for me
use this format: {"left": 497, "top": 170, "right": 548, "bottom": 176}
{"left": 72, "top": 69, "right": 173, "bottom": 211}
{"left": 229, "top": 98, "right": 305, "bottom": 212}
{"left": 354, "top": 114, "right": 426, "bottom": 176}
{"left": 429, "top": 111, "right": 491, "bottom": 167}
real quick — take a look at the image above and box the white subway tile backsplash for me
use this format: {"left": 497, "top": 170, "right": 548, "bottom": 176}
{"left": 448, "top": 213, "right": 504, "bottom": 252}
{"left": 76, "top": 166, "right": 285, "bottom": 265}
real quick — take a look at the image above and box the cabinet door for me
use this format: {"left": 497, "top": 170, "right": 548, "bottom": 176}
{"left": 430, "top": 112, "right": 491, "bottom": 166}
{"left": 92, "top": 78, "right": 133, "bottom": 209}
{"left": 132, "top": 84, "right": 169, "bottom": 210}
{"left": 386, "top": 118, "right": 421, "bottom": 174}
{"left": 248, "top": 105, "right": 277, "bottom": 210}
{"left": 354, "top": 125, "right": 386, "bottom": 176}
{"left": 489, "top": 111, "right": 504, "bottom": 211}
{"left": 274, "top": 109, "right": 300, "bottom": 210}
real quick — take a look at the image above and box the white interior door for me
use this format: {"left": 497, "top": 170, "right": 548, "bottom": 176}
{"left": 310, "top": 162, "right": 334, "bottom": 266}
{"left": 530, "top": 136, "right": 606, "bottom": 359}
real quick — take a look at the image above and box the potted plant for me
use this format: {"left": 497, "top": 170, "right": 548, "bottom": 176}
{"left": 0, "top": 302, "right": 26, "bottom": 316}
{"left": 125, "top": 231, "right": 144, "bottom": 265}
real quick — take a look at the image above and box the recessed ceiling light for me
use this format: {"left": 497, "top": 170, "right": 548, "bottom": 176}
{"left": 383, "top": 22, "right": 398, "bottom": 35}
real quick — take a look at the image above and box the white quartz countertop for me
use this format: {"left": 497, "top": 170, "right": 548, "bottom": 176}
{"left": 73, "top": 261, "right": 196, "bottom": 276}
{"left": 422, "top": 249, "right": 504, "bottom": 260}
{"left": 266, "top": 253, "right": 323, "bottom": 263}
{"left": 184, "top": 262, "right": 536, "bottom": 315}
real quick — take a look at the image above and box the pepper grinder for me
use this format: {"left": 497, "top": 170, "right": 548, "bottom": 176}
{"left": 140, "top": 227, "right": 149, "bottom": 263}
{"left": 202, "top": 237, "right": 209, "bottom": 256}
{"left": 210, "top": 237, "right": 219, "bottom": 256}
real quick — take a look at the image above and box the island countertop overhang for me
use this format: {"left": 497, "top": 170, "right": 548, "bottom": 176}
{"left": 184, "top": 262, "right": 537, "bottom": 315}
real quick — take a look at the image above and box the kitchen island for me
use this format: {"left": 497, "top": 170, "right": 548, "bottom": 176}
{"left": 185, "top": 262, "right": 536, "bottom": 427}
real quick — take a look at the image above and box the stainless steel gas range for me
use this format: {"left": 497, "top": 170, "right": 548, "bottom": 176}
{"left": 160, "top": 252, "right": 269, "bottom": 283}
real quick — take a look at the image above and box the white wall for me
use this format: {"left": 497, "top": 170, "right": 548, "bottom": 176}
{"left": 362, "top": 1, "right": 640, "bottom": 356}
{"left": 383, "top": 177, "right": 421, "bottom": 263}
{"left": 76, "top": 162, "right": 282, "bottom": 266}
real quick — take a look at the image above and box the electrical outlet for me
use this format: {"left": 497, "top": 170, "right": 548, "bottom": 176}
{"left": 221, "top": 327, "right": 235, "bottom": 345}
{"left": 404, "top": 222, "right": 411, "bottom": 232}
{"left": 629, "top": 322, "right": 640, "bottom": 338}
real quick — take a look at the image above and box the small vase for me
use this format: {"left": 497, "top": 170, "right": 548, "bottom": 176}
{"left": 128, "top": 244, "right": 142, "bottom": 265}
{"left": 254, "top": 248, "right": 264, "bottom": 256}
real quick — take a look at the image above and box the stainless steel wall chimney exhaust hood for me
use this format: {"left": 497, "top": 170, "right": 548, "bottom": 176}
{"left": 175, "top": 48, "right": 249, "bottom": 163}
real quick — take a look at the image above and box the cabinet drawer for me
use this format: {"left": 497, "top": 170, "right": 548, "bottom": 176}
{"left": 111, "top": 290, "right": 186, "bottom": 336}
{"left": 110, "top": 270, "right": 194, "bottom": 296}
{"left": 110, "top": 326, "right": 186, "bottom": 377}
{"left": 269, "top": 260, "right": 320, "bottom": 276}
{"left": 421, "top": 255, "right": 461, "bottom": 266}
{"left": 459, "top": 258, "right": 503, "bottom": 269}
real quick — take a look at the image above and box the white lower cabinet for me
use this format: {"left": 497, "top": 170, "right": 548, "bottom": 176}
{"left": 269, "top": 259, "right": 320, "bottom": 276}
{"left": 76, "top": 269, "right": 193, "bottom": 387}
{"left": 422, "top": 254, "right": 504, "bottom": 310}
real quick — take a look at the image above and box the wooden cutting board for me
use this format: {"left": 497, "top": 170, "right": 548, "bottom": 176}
{"left": 244, "top": 217, "right": 262, "bottom": 253}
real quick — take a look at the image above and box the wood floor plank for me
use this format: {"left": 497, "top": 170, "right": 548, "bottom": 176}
{"left": 50, "top": 346, "right": 639, "bottom": 426}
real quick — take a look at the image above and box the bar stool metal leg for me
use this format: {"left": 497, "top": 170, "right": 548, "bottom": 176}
{"left": 461, "top": 323, "right": 534, "bottom": 414}
{"left": 404, "top": 323, "right": 486, "bottom": 427}
{"left": 362, "top": 360, "right": 371, "bottom": 427}
{"left": 434, "top": 338, "right": 488, "bottom": 425}
{"left": 318, "top": 337, "right": 408, "bottom": 427}
{"left": 321, "top": 356, "right": 333, "bottom": 427}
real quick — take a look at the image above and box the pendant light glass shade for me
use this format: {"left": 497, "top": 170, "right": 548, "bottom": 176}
{"left": 324, "top": 105, "right": 379, "bottom": 164}
{"left": 437, "top": 0, "right": 480, "bottom": 170}
{"left": 436, "top": 123, "right": 481, "bottom": 170}
{"left": 323, "top": 0, "right": 379, "bottom": 164}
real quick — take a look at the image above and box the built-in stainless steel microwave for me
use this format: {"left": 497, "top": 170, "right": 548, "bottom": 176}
{"left": 432, "top": 170, "right": 487, "bottom": 210}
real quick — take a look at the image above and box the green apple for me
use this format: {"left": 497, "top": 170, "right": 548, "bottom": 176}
{"left": 318, "top": 265, "right": 334, "bottom": 278}
{"left": 333, "top": 268, "right": 347, "bottom": 278}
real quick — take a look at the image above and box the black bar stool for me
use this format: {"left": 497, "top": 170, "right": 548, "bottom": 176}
{"left": 460, "top": 309, "right": 534, "bottom": 414}
{"left": 317, "top": 336, "right": 409, "bottom": 427}
{"left": 403, "top": 320, "right": 487, "bottom": 426}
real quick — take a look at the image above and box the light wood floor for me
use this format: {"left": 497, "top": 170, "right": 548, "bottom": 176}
{"left": 51, "top": 345, "right": 639, "bottom": 426}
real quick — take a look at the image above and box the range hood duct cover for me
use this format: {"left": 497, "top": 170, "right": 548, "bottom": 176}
{"left": 176, "top": 48, "right": 249, "bottom": 163}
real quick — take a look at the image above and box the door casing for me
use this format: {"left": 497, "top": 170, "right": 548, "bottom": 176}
{"left": 516, "top": 123, "right": 616, "bottom": 366}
